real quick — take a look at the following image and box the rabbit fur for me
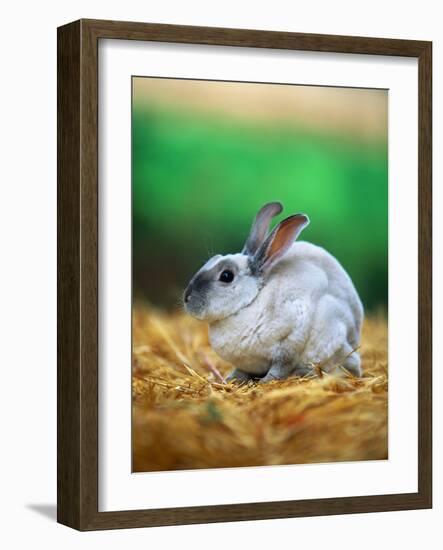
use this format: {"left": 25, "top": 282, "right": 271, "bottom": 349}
{"left": 184, "top": 202, "right": 363, "bottom": 383}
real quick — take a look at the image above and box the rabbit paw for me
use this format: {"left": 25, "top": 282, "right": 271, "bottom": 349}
{"left": 340, "top": 353, "right": 362, "bottom": 377}
{"left": 225, "top": 368, "right": 253, "bottom": 384}
{"left": 259, "top": 363, "right": 294, "bottom": 383}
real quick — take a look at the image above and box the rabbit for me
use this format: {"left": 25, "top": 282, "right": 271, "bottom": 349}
{"left": 183, "top": 202, "right": 364, "bottom": 383}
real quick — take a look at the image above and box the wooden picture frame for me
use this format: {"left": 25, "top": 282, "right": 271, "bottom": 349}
{"left": 57, "top": 19, "right": 432, "bottom": 530}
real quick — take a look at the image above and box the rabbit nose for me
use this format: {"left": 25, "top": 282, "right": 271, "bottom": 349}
{"left": 184, "top": 285, "right": 192, "bottom": 303}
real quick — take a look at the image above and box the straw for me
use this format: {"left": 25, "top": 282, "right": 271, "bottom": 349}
{"left": 132, "top": 304, "right": 388, "bottom": 472}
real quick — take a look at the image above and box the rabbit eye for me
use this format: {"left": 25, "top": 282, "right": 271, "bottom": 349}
{"left": 219, "top": 270, "right": 234, "bottom": 283}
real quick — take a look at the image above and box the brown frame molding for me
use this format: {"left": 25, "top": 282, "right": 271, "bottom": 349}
{"left": 57, "top": 19, "right": 432, "bottom": 530}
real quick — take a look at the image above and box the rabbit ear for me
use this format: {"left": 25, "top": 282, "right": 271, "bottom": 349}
{"left": 242, "top": 201, "right": 283, "bottom": 256}
{"left": 252, "top": 214, "right": 310, "bottom": 273}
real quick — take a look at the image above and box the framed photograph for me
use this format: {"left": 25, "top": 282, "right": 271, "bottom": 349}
{"left": 57, "top": 19, "right": 432, "bottom": 530}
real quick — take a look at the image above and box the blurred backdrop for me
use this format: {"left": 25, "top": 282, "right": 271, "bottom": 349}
{"left": 132, "top": 78, "right": 388, "bottom": 312}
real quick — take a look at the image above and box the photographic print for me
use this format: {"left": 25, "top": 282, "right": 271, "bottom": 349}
{"left": 131, "top": 77, "right": 388, "bottom": 473}
{"left": 57, "top": 20, "right": 432, "bottom": 529}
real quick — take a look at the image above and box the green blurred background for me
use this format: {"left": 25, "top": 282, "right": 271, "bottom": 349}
{"left": 133, "top": 78, "right": 388, "bottom": 312}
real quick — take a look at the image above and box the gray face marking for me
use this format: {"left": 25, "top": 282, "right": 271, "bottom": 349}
{"left": 184, "top": 257, "right": 239, "bottom": 304}
{"left": 184, "top": 253, "right": 259, "bottom": 322}
{"left": 194, "top": 259, "right": 238, "bottom": 287}
{"left": 184, "top": 255, "right": 249, "bottom": 319}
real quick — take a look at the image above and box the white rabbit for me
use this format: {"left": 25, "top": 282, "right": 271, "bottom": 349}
{"left": 184, "top": 202, "right": 364, "bottom": 382}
